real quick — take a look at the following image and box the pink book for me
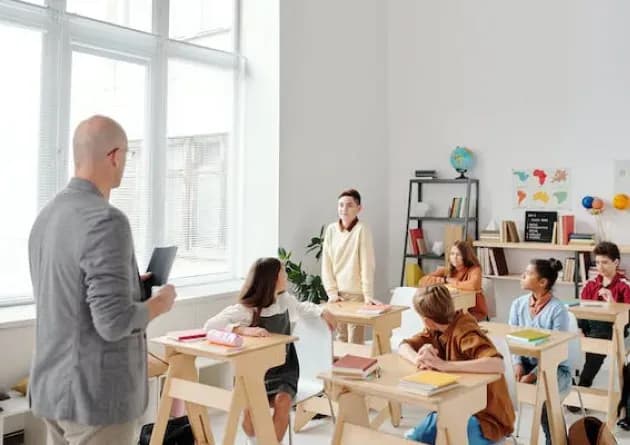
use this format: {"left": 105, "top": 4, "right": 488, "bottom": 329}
{"left": 166, "top": 329, "right": 207, "bottom": 342}
{"left": 357, "top": 303, "right": 391, "bottom": 315}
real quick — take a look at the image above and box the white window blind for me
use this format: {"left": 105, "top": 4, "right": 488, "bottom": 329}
{"left": 0, "top": 0, "right": 243, "bottom": 307}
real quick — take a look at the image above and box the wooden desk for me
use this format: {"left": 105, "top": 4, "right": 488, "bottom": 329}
{"left": 319, "top": 353, "right": 499, "bottom": 445}
{"left": 149, "top": 334, "right": 295, "bottom": 445}
{"left": 481, "top": 322, "right": 576, "bottom": 445}
{"left": 565, "top": 302, "right": 630, "bottom": 428}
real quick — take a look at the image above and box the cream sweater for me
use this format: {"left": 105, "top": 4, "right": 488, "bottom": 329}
{"left": 321, "top": 220, "right": 375, "bottom": 300}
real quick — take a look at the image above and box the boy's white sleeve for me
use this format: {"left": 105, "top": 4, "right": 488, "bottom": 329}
{"left": 359, "top": 225, "right": 376, "bottom": 301}
{"left": 284, "top": 292, "right": 323, "bottom": 320}
{"left": 203, "top": 304, "right": 252, "bottom": 332}
{"left": 321, "top": 224, "right": 338, "bottom": 296}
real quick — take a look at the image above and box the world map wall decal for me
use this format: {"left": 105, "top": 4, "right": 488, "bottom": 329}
{"left": 512, "top": 168, "right": 571, "bottom": 209}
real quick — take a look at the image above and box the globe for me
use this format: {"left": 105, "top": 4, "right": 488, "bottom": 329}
{"left": 450, "top": 146, "right": 474, "bottom": 179}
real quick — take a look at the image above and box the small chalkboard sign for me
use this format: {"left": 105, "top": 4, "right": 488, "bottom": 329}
{"left": 524, "top": 211, "right": 558, "bottom": 243}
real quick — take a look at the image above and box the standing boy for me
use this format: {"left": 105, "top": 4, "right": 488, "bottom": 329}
{"left": 322, "top": 189, "right": 376, "bottom": 344}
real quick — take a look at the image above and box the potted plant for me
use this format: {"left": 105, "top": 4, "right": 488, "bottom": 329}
{"left": 278, "top": 226, "right": 327, "bottom": 304}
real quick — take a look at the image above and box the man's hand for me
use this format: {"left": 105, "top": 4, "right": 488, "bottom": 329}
{"left": 321, "top": 309, "right": 337, "bottom": 331}
{"left": 147, "top": 284, "right": 176, "bottom": 320}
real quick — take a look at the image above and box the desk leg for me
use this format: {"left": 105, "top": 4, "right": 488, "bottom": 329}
{"left": 542, "top": 367, "right": 567, "bottom": 445}
{"left": 331, "top": 392, "right": 370, "bottom": 445}
{"left": 149, "top": 354, "right": 197, "bottom": 445}
{"left": 372, "top": 326, "right": 402, "bottom": 427}
{"left": 222, "top": 378, "right": 247, "bottom": 445}
{"left": 529, "top": 377, "right": 545, "bottom": 445}
{"left": 607, "top": 324, "right": 625, "bottom": 429}
{"left": 437, "top": 385, "right": 486, "bottom": 445}
{"left": 242, "top": 374, "right": 279, "bottom": 445}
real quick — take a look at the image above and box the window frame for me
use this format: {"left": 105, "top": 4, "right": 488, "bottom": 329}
{"left": 0, "top": 0, "right": 244, "bottom": 307}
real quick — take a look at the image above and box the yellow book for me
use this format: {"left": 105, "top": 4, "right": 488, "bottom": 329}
{"left": 400, "top": 370, "right": 458, "bottom": 388}
{"left": 507, "top": 329, "right": 550, "bottom": 342}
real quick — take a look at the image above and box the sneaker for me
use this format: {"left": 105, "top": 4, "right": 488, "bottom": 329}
{"left": 566, "top": 405, "right": 582, "bottom": 413}
{"left": 618, "top": 418, "right": 630, "bottom": 431}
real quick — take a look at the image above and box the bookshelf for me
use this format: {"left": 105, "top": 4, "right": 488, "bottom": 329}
{"left": 473, "top": 240, "right": 630, "bottom": 298}
{"left": 400, "top": 178, "right": 479, "bottom": 286}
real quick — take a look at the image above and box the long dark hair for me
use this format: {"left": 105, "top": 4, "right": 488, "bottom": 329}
{"left": 239, "top": 257, "right": 282, "bottom": 326}
{"left": 448, "top": 240, "right": 480, "bottom": 275}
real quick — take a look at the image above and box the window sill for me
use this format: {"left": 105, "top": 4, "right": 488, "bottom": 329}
{"left": 0, "top": 279, "right": 244, "bottom": 330}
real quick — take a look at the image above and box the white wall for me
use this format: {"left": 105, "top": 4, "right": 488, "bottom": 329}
{"left": 279, "top": 0, "right": 390, "bottom": 298}
{"left": 387, "top": 1, "right": 630, "bottom": 317}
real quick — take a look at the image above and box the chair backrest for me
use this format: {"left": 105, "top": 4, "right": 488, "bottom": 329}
{"left": 482, "top": 277, "right": 496, "bottom": 319}
{"left": 567, "top": 311, "right": 583, "bottom": 375}
{"left": 490, "top": 335, "right": 518, "bottom": 412}
{"left": 390, "top": 287, "right": 424, "bottom": 343}
{"left": 293, "top": 315, "right": 334, "bottom": 383}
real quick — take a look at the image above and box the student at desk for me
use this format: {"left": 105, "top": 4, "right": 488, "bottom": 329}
{"left": 419, "top": 241, "right": 488, "bottom": 321}
{"left": 509, "top": 258, "right": 570, "bottom": 445}
{"left": 203, "top": 257, "right": 336, "bottom": 445}
{"left": 398, "top": 285, "right": 514, "bottom": 444}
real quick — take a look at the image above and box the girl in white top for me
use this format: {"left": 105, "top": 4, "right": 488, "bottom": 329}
{"left": 203, "top": 257, "right": 335, "bottom": 444}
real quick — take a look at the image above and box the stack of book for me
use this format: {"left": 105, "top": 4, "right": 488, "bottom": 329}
{"left": 563, "top": 257, "right": 576, "bottom": 282}
{"left": 568, "top": 233, "right": 596, "bottom": 246}
{"left": 555, "top": 214, "right": 575, "bottom": 245}
{"left": 448, "top": 197, "right": 471, "bottom": 218}
{"left": 332, "top": 355, "right": 379, "bottom": 380}
{"left": 166, "top": 329, "right": 207, "bottom": 342}
{"left": 479, "top": 229, "right": 500, "bottom": 241}
{"left": 500, "top": 221, "right": 520, "bottom": 242}
{"left": 409, "top": 228, "right": 429, "bottom": 255}
{"left": 506, "top": 329, "right": 550, "bottom": 346}
{"left": 357, "top": 303, "right": 392, "bottom": 315}
{"left": 398, "top": 370, "right": 459, "bottom": 396}
{"left": 415, "top": 170, "right": 438, "bottom": 179}
{"left": 477, "top": 247, "right": 509, "bottom": 276}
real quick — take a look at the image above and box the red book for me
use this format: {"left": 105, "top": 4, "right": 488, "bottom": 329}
{"left": 333, "top": 354, "right": 378, "bottom": 374}
{"left": 409, "top": 228, "right": 421, "bottom": 255}
{"left": 561, "top": 215, "right": 575, "bottom": 245}
{"left": 166, "top": 329, "right": 207, "bottom": 342}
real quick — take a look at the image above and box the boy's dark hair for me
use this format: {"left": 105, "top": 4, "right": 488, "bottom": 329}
{"left": 338, "top": 189, "right": 361, "bottom": 205}
{"left": 413, "top": 285, "right": 455, "bottom": 325}
{"left": 530, "top": 258, "right": 563, "bottom": 291}
{"left": 239, "top": 257, "right": 282, "bottom": 326}
{"left": 593, "top": 241, "right": 621, "bottom": 262}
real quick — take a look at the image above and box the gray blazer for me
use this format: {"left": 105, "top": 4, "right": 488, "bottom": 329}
{"left": 28, "top": 178, "right": 150, "bottom": 425}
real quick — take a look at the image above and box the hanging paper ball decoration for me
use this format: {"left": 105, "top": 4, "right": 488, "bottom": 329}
{"left": 613, "top": 193, "right": 629, "bottom": 210}
{"left": 591, "top": 198, "right": 604, "bottom": 210}
{"left": 582, "top": 196, "right": 594, "bottom": 209}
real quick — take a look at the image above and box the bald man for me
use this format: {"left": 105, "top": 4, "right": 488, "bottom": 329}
{"left": 28, "top": 115, "right": 177, "bottom": 445}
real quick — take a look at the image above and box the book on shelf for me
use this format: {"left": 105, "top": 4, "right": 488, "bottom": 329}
{"left": 561, "top": 215, "right": 575, "bottom": 245}
{"left": 333, "top": 354, "right": 379, "bottom": 379}
{"left": 409, "top": 228, "right": 429, "bottom": 255}
{"left": 479, "top": 229, "right": 500, "bottom": 241}
{"left": 500, "top": 220, "right": 520, "bottom": 243}
{"left": 568, "top": 233, "right": 596, "bottom": 246}
{"left": 563, "top": 257, "right": 576, "bottom": 282}
{"left": 506, "top": 329, "right": 550, "bottom": 345}
{"left": 415, "top": 170, "right": 437, "bottom": 178}
{"left": 398, "top": 370, "right": 459, "bottom": 396}
{"left": 479, "top": 247, "right": 509, "bottom": 276}
{"left": 357, "top": 303, "right": 392, "bottom": 315}
{"left": 578, "top": 252, "right": 591, "bottom": 283}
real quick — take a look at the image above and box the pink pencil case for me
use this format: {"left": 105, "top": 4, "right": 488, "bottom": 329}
{"left": 206, "top": 329, "right": 244, "bottom": 348}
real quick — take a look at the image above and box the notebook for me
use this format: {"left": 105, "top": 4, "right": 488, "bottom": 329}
{"left": 166, "top": 329, "right": 207, "bottom": 342}
{"left": 506, "top": 329, "right": 550, "bottom": 344}
{"left": 399, "top": 370, "right": 459, "bottom": 396}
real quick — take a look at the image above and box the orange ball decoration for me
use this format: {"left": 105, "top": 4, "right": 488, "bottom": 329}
{"left": 613, "top": 193, "right": 629, "bottom": 210}
{"left": 591, "top": 198, "right": 604, "bottom": 210}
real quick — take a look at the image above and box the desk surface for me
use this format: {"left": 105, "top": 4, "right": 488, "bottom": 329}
{"left": 325, "top": 301, "right": 408, "bottom": 321}
{"left": 150, "top": 333, "right": 296, "bottom": 360}
{"left": 481, "top": 321, "right": 576, "bottom": 354}
{"left": 569, "top": 301, "right": 630, "bottom": 321}
{"left": 319, "top": 353, "right": 499, "bottom": 406}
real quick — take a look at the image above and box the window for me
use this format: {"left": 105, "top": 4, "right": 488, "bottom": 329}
{"left": 0, "top": 23, "right": 42, "bottom": 304}
{"left": 0, "top": 0, "right": 243, "bottom": 306}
